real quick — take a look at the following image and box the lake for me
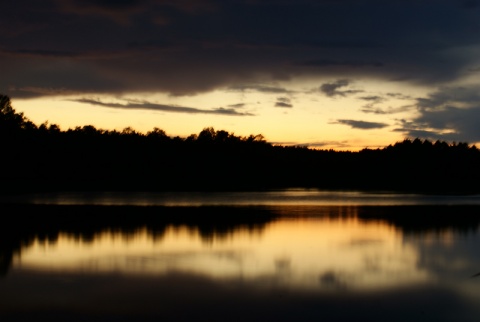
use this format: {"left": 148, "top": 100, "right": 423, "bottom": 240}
{"left": 1, "top": 190, "right": 480, "bottom": 321}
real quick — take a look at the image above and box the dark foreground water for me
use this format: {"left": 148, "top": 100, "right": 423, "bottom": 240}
{"left": 1, "top": 191, "right": 480, "bottom": 321}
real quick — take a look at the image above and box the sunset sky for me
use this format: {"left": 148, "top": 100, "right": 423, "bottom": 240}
{"left": 2, "top": 0, "right": 480, "bottom": 150}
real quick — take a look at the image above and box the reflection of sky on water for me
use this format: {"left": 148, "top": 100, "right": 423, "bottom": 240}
{"left": 11, "top": 216, "right": 458, "bottom": 292}
{"left": 405, "top": 231, "right": 480, "bottom": 304}
{"left": 3, "top": 204, "right": 480, "bottom": 321}
{"left": 4, "top": 189, "right": 480, "bottom": 206}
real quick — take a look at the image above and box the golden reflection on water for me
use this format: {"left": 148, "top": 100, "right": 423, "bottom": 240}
{"left": 14, "top": 216, "right": 429, "bottom": 292}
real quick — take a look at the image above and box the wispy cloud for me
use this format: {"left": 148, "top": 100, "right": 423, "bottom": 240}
{"left": 229, "top": 85, "right": 291, "bottom": 94}
{"left": 72, "top": 98, "right": 254, "bottom": 116}
{"left": 386, "top": 93, "right": 413, "bottom": 100}
{"left": 361, "top": 105, "right": 414, "bottom": 115}
{"left": 359, "top": 95, "right": 384, "bottom": 102}
{"left": 319, "top": 80, "right": 363, "bottom": 97}
{"left": 334, "top": 119, "right": 389, "bottom": 129}
{"left": 228, "top": 103, "right": 246, "bottom": 108}
{"left": 275, "top": 97, "right": 293, "bottom": 108}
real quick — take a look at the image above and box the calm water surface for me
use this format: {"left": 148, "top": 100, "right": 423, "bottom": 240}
{"left": 4, "top": 189, "right": 480, "bottom": 206}
{"left": 1, "top": 190, "right": 480, "bottom": 321}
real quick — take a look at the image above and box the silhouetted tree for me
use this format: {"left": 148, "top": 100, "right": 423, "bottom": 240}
{"left": 197, "top": 127, "right": 216, "bottom": 143}
{"left": 0, "top": 95, "right": 36, "bottom": 134}
{"left": 147, "top": 127, "right": 169, "bottom": 141}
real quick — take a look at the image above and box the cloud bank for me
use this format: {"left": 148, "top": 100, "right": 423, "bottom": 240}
{"left": 396, "top": 86, "right": 480, "bottom": 142}
{"left": 1, "top": 0, "right": 479, "bottom": 99}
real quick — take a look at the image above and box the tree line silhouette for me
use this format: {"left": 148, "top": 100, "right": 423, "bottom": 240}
{"left": 1, "top": 94, "right": 479, "bottom": 193}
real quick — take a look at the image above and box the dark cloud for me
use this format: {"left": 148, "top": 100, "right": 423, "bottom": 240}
{"left": 462, "top": 0, "right": 480, "bottom": 9}
{"left": 319, "top": 80, "right": 362, "bottom": 97}
{"left": 229, "top": 85, "right": 290, "bottom": 94}
{"left": 126, "top": 40, "right": 176, "bottom": 50}
{"left": 392, "top": 127, "right": 459, "bottom": 142}
{"left": 320, "top": 80, "right": 348, "bottom": 97}
{"left": 275, "top": 102, "right": 293, "bottom": 108}
{"left": 1, "top": 0, "right": 480, "bottom": 99}
{"left": 334, "top": 119, "right": 389, "bottom": 129}
{"left": 468, "top": 67, "right": 480, "bottom": 72}
{"left": 0, "top": 48, "right": 80, "bottom": 58}
{"left": 55, "top": 0, "right": 149, "bottom": 24}
{"left": 361, "top": 105, "right": 413, "bottom": 115}
{"left": 386, "top": 93, "right": 413, "bottom": 100}
{"left": 56, "top": 0, "right": 215, "bottom": 24}
{"left": 9, "top": 87, "right": 79, "bottom": 98}
{"left": 395, "top": 86, "right": 480, "bottom": 142}
{"left": 228, "top": 103, "right": 246, "bottom": 108}
{"left": 359, "top": 96, "right": 384, "bottom": 111}
{"left": 359, "top": 96, "right": 384, "bottom": 102}
{"left": 275, "top": 97, "right": 293, "bottom": 108}
{"left": 300, "top": 59, "right": 383, "bottom": 68}
{"left": 360, "top": 107, "right": 388, "bottom": 115}
{"left": 416, "top": 86, "right": 480, "bottom": 112}
{"left": 358, "top": 93, "right": 416, "bottom": 114}
{"left": 72, "top": 98, "right": 254, "bottom": 116}
{"left": 68, "top": 0, "right": 143, "bottom": 9}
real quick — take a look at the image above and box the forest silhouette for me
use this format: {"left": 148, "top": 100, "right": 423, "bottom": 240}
{"left": 1, "top": 94, "right": 479, "bottom": 194}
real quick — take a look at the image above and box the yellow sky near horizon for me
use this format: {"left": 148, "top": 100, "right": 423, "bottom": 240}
{"left": 11, "top": 78, "right": 428, "bottom": 151}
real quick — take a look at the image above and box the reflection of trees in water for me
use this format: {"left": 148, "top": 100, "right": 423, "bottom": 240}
{"left": 0, "top": 204, "right": 278, "bottom": 276}
{"left": 356, "top": 205, "right": 480, "bottom": 235}
{"left": 0, "top": 248, "right": 12, "bottom": 276}
{"left": 1, "top": 204, "right": 480, "bottom": 277}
